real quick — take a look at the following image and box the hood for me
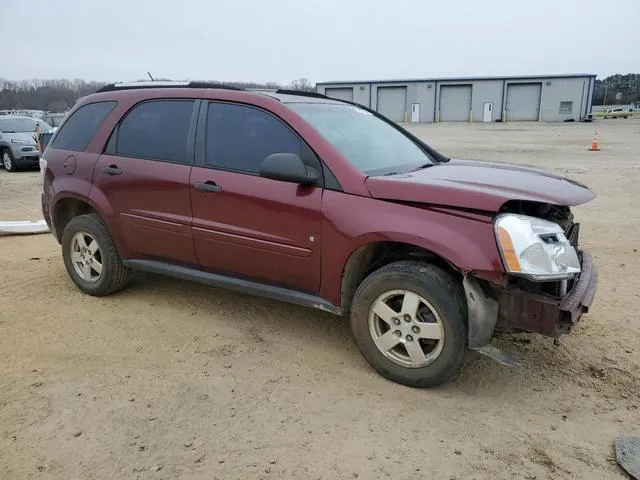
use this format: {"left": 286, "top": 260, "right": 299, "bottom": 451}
{"left": 4, "top": 132, "right": 38, "bottom": 144}
{"left": 364, "top": 159, "right": 596, "bottom": 212}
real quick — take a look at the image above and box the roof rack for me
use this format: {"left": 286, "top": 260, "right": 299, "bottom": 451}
{"left": 275, "top": 89, "right": 329, "bottom": 99}
{"left": 95, "top": 81, "right": 244, "bottom": 93}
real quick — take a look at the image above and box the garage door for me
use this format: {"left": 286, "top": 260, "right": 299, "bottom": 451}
{"left": 506, "top": 83, "right": 542, "bottom": 121}
{"left": 325, "top": 87, "right": 354, "bottom": 102}
{"left": 376, "top": 87, "right": 407, "bottom": 122}
{"left": 439, "top": 85, "right": 472, "bottom": 122}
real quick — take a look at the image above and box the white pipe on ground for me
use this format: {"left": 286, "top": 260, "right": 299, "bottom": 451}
{"left": 0, "top": 220, "right": 50, "bottom": 235}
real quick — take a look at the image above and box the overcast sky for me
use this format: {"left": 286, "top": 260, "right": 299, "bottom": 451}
{"left": 3, "top": 0, "right": 638, "bottom": 83}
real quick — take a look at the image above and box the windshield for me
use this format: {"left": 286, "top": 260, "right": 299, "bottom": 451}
{"left": 287, "top": 102, "right": 433, "bottom": 175}
{"left": 0, "top": 117, "right": 52, "bottom": 133}
{"left": 46, "top": 115, "right": 66, "bottom": 127}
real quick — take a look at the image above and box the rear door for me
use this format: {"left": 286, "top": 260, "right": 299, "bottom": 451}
{"left": 189, "top": 101, "right": 323, "bottom": 293}
{"left": 46, "top": 101, "right": 119, "bottom": 200}
{"left": 92, "top": 99, "right": 199, "bottom": 264}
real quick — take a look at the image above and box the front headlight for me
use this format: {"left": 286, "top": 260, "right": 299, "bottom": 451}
{"left": 10, "top": 138, "right": 32, "bottom": 146}
{"left": 494, "top": 213, "right": 581, "bottom": 281}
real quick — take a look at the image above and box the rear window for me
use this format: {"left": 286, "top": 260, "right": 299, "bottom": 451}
{"left": 51, "top": 101, "right": 117, "bottom": 152}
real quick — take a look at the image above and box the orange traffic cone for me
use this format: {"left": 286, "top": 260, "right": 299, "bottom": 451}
{"left": 589, "top": 129, "right": 600, "bottom": 151}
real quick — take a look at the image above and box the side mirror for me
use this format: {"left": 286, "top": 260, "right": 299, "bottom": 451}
{"left": 259, "top": 153, "right": 320, "bottom": 186}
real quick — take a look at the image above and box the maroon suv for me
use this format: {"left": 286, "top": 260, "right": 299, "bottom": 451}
{"left": 41, "top": 81, "right": 598, "bottom": 388}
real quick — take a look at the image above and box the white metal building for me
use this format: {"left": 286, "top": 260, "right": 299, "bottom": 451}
{"left": 316, "top": 74, "right": 596, "bottom": 123}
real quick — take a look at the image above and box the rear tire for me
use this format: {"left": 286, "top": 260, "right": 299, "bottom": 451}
{"left": 61, "top": 213, "right": 131, "bottom": 296}
{"left": 349, "top": 261, "right": 467, "bottom": 388}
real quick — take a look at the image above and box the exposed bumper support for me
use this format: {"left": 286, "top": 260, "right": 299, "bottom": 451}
{"left": 496, "top": 251, "right": 598, "bottom": 338}
{"left": 464, "top": 250, "right": 598, "bottom": 347}
{"left": 558, "top": 251, "right": 598, "bottom": 328}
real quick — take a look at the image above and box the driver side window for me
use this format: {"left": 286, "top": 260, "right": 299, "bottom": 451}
{"left": 205, "top": 102, "right": 301, "bottom": 174}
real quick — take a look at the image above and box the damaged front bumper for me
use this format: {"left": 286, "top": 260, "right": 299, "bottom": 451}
{"left": 465, "top": 250, "right": 598, "bottom": 349}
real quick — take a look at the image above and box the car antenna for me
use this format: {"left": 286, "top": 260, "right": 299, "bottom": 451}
{"left": 147, "top": 72, "right": 155, "bottom": 81}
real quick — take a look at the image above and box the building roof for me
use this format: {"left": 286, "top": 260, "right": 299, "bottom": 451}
{"left": 316, "top": 73, "right": 597, "bottom": 86}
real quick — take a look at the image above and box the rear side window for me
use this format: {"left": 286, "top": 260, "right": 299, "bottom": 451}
{"left": 205, "top": 102, "right": 301, "bottom": 174}
{"left": 111, "top": 100, "right": 195, "bottom": 164}
{"left": 51, "top": 101, "right": 116, "bottom": 152}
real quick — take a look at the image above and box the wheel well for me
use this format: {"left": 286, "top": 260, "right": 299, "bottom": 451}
{"left": 340, "top": 242, "right": 462, "bottom": 314}
{"left": 53, "top": 198, "right": 97, "bottom": 239}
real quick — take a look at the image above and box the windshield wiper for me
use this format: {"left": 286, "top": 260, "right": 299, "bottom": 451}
{"left": 382, "top": 163, "right": 436, "bottom": 176}
{"left": 409, "top": 163, "right": 436, "bottom": 172}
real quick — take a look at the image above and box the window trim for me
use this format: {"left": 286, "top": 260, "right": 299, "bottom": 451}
{"left": 195, "top": 100, "right": 338, "bottom": 189}
{"left": 559, "top": 101, "right": 573, "bottom": 115}
{"left": 50, "top": 100, "right": 117, "bottom": 152}
{"left": 103, "top": 98, "right": 200, "bottom": 166}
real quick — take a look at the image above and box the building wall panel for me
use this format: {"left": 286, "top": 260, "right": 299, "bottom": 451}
{"left": 469, "top": 80, "right": 504, "bottom": 122}
{"left": 538, "top": 77, "right": 591, "bottom": 121}
{"left": 414, "top": 82, "right": 436, "bottom": 122}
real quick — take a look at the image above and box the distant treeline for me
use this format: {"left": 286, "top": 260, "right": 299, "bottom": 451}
{"left": 2, "top": 74, "right": 638, "bottom": 111}
{"left": 0, "top": 77, "right": 315, "bottom": 112}
{"left": 593, "top": 74, "right": 639, "bottom": 105}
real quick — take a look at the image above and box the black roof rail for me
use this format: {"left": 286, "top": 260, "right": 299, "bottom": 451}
{"left": 274, "top": 89, "right": 330, "bottom": 99}
{"left": 188, "top": 81, "right": 244, "bottom": 90}
{"left": 95, "top": 81, "right": 244, "bottom": 93}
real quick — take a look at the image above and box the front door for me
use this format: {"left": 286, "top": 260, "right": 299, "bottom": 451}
{"left": 410, "top": 103, "right": 420, "bottom": 122}
{"left": 483, "top": 102, "right": 493, "bottom": 122}
{"left": 190, "top": 101, "right": 323, "bottom": 293}
{"left": 92, "top": 99, "right": 198, "bottom": 264}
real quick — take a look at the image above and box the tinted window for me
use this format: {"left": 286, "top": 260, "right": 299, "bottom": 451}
{"left": 206, "top": 102, "right": 301, "bottom": 173}
{"left": 115, "top": 100, "right": 195, "bottom": 163}
{"left": 51, "top": 101, "right": 116, "bottom": 151}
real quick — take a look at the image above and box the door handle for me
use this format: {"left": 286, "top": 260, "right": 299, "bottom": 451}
{"left": 193, "top": 181, "right": 222, "bottom": 193}
{"left": 103, "top": 165, "right": 122, "bottom": 176}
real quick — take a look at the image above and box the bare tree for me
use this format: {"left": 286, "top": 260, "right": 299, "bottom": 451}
{"left": 0, "top": 77, "right": 318, "bottom": 110}
{"left": 288, "top": 77, "right": 315, "bottom": 92}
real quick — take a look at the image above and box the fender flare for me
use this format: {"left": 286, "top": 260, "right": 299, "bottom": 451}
{"left": 50, "top": 192, "right": 125, "bottom": 255}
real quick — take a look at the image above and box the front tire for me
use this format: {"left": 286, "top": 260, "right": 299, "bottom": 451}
{"left": 2, "top": 149, "right": 17, "bottom": 172}
{"left": 61, "top": 213, "right": 132, "bottom": 296}
{"left": 350, "top": 261, "right": 467, "bottom": 388}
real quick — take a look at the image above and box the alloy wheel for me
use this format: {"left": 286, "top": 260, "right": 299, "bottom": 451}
{"left": 368, "top": 289, "right": 445, "bottom": 368}
{"left": 70, "top": 231, "right": 103, "bottom": 283}
{"left": 2, "top": 152, "right": 13, "bottom": 170}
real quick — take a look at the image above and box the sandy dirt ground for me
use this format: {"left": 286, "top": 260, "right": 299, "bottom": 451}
{"left": 1, "top": 120, "right": 638, "bottom": 480}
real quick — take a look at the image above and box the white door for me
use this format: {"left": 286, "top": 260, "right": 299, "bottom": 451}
{"left": 410, "top": 103, "right": 420, "bottom": 122}
{"left": 483, "top": 102, "right": 493, "bottom": 122}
